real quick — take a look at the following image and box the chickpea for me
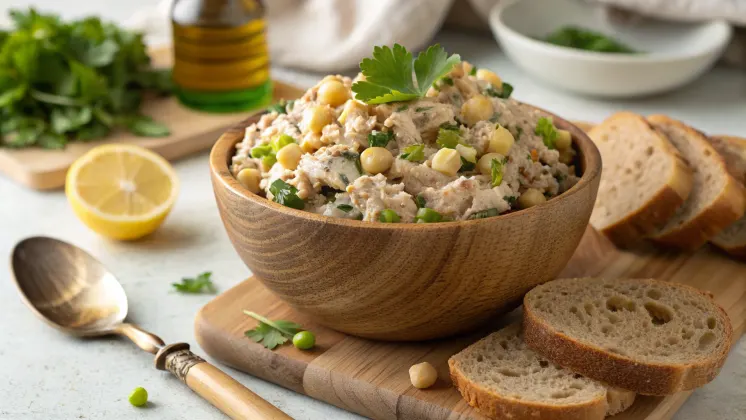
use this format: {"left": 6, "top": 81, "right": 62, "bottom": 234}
{"left": 518, "top": 188, "right": 547, "bottom": 209}
{"left": 360, "top": 147, "right": 394, "bottom": 174}
{"left": 409, "top": 362, "right": 438, "bottom": 389}
{"left": 237, "top": 168, "right": 261, "bottom": 194}
{"left": 277, "top": 143, "right": 303, "bottom": 170}
{"left": 488, "top": 125, "right": 515, "bottom": 155}
{"left": 303, "top": 106, "right": 333, "bottom": 134}
{"left": 460, "top": 95, "right": 493, "bottom": 126}
{"left": 555, "top": 129, "right": 572, "bottom": 150}
{"left": 300, "top": 132, "right": 322, "bottom": 153}
{"left": 476, "top": 69, "right": 502, "bottom": 88}
{"left": 317, "top": 80, "right": 350, "bottom": 107}
{"left": 477, "top": 152, "right": 504, "bottom": 175}
{"left": 431, "top": 148, "right": 461, "bottom": 176}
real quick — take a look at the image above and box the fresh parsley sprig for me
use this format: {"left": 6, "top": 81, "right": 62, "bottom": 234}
{"left": 243, "top": 311, "right": 303, "bottom": 350}
{"left": 351, "top": 44, "right": 460, "bottom": 104}
{"left": 172, "top": 272, "right": 216, "bottom": 294}
{"left": 535, "top": 117, "right": 559, "bottom": 150}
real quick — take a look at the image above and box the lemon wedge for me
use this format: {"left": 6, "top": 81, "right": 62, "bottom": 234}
{"left": 66, "top": 144, "right": 179, "bottom": 240}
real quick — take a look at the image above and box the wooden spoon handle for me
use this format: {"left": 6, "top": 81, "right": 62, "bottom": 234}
{"left": 155, "top": 343, "right": 293, "bottom": 420}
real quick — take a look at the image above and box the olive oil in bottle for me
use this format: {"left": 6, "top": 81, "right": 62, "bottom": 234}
{"left": 171, "top": 0, "right": 271, "bottom": 112}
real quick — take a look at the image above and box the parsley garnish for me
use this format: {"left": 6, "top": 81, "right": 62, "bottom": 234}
{"left": 489, "top": 113, "right": 501, "bottom": 123}
{"left": 172, "top": 272, "right": 216, "bottom": 294}
{"left": 468, "top": 208, "right": 499, "bottom": 219}
{"left": 415, "top": 194, "right": 426, "bottom": 209}
{"left": 514, "top": 126, "right": 523, "bottom": 139}
{"left": 269, "top": 179, "right": 305, "bottom": 209}
{"left": 339, "top": 173, "right": 350, "bottom": 186}
{"left": 544, "top": 26, "right": 640, "bottom": 54}
{"left": 415, "top": 106, "right": 433, "bottom": 112}
{"left": 243, "top": 311, "right": 304, "bottom": 350}
{"left": 267, "top": 99, "right": 294, "bottom": 114}
{"left": 442, "top": 77, "right": 454, "bottom": 86}
{"left": 400, "top": 144, "right": 425, "bottom": 162}
{"left": 459, "top": 157, "right": 476, "bottom": 172}
{"left": 341, "top": 150, "right": 363, "bottom": 174}
{"left": 351, "top": 44, "right": 461, "bottom": 104}
{"left": 368, "top": 130, "right": 393, "bottom": 148}
{"left": 336, "top": 204, "right": 354, "bottom": 213}
{"left": 485, "top": 83, "right": 514, "bottom": 99}
{"left": 535, "top": 117, "right": 558, "bottom": 149}
{"left": 321, "top": 186, "right": 339, "bottom": 202}
{"left": 490, "top": 158, "right": 504, "bottom": 187}
{"left": 469, "top": 66, "right": 478, "bottom": 76}
{"left": 504, "top": 195, "right": 518, "bottom": 205}
{"left": 436, "top": 128, "right": 460, "bottom": 149}
{"left": 440, "top": 122, "right": 460, "bottom": 131}
{"left": 396, "top": 104, "right": 409, "bottom": 112}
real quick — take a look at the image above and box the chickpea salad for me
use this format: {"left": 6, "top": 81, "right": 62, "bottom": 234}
{"left": 231, "top": 44, "right": 579, "bottom": 223}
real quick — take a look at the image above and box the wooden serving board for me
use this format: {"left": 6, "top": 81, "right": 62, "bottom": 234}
{"left": 0, "top": 48, "right": 304, "bottom": 190}
{"left": 195, "top": 226, "right": 746, "bottom": 420}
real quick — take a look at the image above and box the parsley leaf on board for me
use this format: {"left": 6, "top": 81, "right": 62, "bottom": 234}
{"left": 172, "top": 272, "right": 216, "bottom": 294}
{"left": 270, "top": 179, "right": 305, "bottom": 210}
{"left": 367, "top": 130, "right": 393, "bottom": 148}
{"left": 351, "top": 44, "right": 460, "bottom": 104}
{"left": 0, "top": 8, "right": 173, "bottom": 149}
{"left": 535, "top": 117, "right": 559, "bottom": 149}
{"left": 243, "top": 311, "right": 304, "bottom": 350}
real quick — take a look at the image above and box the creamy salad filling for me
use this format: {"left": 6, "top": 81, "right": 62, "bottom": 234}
{"left": 231, "top": 56, "right": 579, "bottom": 223}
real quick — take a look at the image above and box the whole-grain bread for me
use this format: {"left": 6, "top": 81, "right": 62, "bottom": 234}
{"left": 646, "top": 116, "right": 746, "bottom": 249}
{"left": 448, "top": 323, "right": 635, "bottom": 420}
{"left": 588, "top": 112, "right": 693, "bottom": 246}
{"left": 708, "top": 135, "right": 746, "bottom": 257}
{"left": 523, "top": 278, "right": 733, "bottom": 396}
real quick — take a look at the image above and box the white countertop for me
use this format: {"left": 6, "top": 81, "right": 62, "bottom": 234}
{"left": 1, "top": 2, "right": 746, "bottom": 419}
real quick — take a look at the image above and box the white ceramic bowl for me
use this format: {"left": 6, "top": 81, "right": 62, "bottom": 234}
{"left": 489, "top": 0, "right": 732, "bottom": 97}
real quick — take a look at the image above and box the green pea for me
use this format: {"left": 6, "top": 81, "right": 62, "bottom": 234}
{"left": 271, "top": 134, "right": 296, "bottom": 152}
{"left": 292, "top": 331, "right": 316, "bottom": 350}
{"left": 250, "top": 144, "right": 273, "bottom": 158}
{"left": 128, "top": 386, "right": 148, "bottom": 407}
{"left": 415, "top": 208, "right": 443, "bottom": 223}
{"left": 379, "top": 209, "right": 400, "bottom": 223}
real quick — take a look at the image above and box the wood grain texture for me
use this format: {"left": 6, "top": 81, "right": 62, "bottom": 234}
{"left": 194, "top": 226, "right": 746, "bottom": 420}
{"left": 210, "top": 109, "right": 602, "bottom": 340}
{"left": 0, "top": 48, "right": 305, "bottom": 191}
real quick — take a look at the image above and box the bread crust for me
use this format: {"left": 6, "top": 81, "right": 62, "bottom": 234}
{"left": 647, "top": 116, "right": 746, "bottom": 250}
{"left": 589, "top": 112, "right": 693, "bottom": 247}
{"left": 523, "top": 279, "right": 734, "bottom": 396}
{"left": 448, "top": 358, "right": 608, "bottom": 420}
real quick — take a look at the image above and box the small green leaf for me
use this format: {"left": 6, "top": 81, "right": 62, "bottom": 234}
{"left": 36, "top": 132, "right": 67, "bottom": 149}
{"left": 336, "top": 204, "right": 354, "bottom": 213}
{"left": 269, "top": 179, "right": 305, "bottom": 210}
{"left": 0, "top": 84, "right": 27, "bottom": 107}
{"left": 76, "top": 123, "right": 110, "bottom": 141}
{"left": 172, "top": 272, "right": 216, "bottom": 294}
{"left": 127, "top": 116, "right": 170, "bottom": 137}
{"left": 535, "top": 117, "right": 558, "bottom": 149}
{"left": 490, "top": 158, "right": 504, "bottom": 187}
{"left": 367, "top": 130, "right": 393, "bottom": 148}
{"left": 468, "top": 208, "right": 499, "bottom": 219}
{"left": 51, "top": 107, "right": 92, "bottom": 133}
{"left": 400, "top": 144, "right": 425, "bottom": 162}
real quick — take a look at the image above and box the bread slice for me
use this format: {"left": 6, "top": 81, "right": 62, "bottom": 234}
{"left": 588, "top": 112, "right": 693, "bottom": 246}
{"left": 646, "top": 115, "right": 746, "bottom": 249}
{"left": 708, "top": 135, "right": 746, "bottom": 257}
{"left": 448, "top": 323, "right": 636, "bottom": 420}
{"left": 523, "top": 278, "right": 733, "bottom": 396}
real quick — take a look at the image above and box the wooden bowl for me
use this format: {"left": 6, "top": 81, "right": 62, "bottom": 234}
{"left": 210, "top": 109, "right": 601, "bottom": 341}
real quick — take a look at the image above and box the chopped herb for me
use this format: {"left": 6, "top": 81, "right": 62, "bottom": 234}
{"left": 535, "top": 117, "right": 558, "bottom": 149}
{"left": 415, "top": 194, "right": 426, "bottom": 209}
{"left": 514, "top": 126, "right": 523, "bottom": 139}
{"left": 544, "top": 26, "right": 640, "bottom": 54}
{"left": 341, "top": 150, "right": 363, "bottom": 174}
{"left": 431, "top": 82, "right": 440, "bottom": 92}
{"left": 489, "top": 113, "right": 501, "bottom": 123}
{"left": 367, "top": 130, "right": 393, "bottom": 148}
{"left": 468, "top": 208, "right": 499, "bottom": 219}
{"left": 396, "top": 104, "right": 409, "bottom": 112}
{"left": 400, "top": 144, "right": 425, "bottom": 162}
{"left": 262, "top": 154, "right": 277, "bottom": 168}
{"left": 267, "top": 100, "right": 289, "bottom": 114}
{"left": 436, "top": 128, "right": 460, "bottom": 149}
{"left": 485, "top": 82, "right": 514, "bottom": 99}
{"left": 504, "top": 195, "right": 518, "bottom": 206}
{"left": 250, "top": 144, "right": 273, "bottom": 158}
{"left": 469, "top": 66, "right": 477, "bottom": 76}
{"left": 451, "top": 94, "right": 461, "bottom": 103}
{"left": 379, "top": 209, "right": 400, "bottom": 223}
{"left": 321, "top": 186, "right": 339, "bottom": 202}
{"left": 415, "top": 208, "right": 443, "bottom": 223}
{"left": 351, "top": 44, "right": 461, "bottom": 104}
{"left": 271, "top": 134, "right": 296, "bottom": 152}
{"left": 336, "top": 204, "right": 354, "bottom": 213}
{"left": 442, "top": 77, "right": 454, "bottom": 86}
{"left": 243, "top": 311, "right": 304, "bottom": 350}
{"left": 354, "top": 213, "right": 364, "bottom": 220}
{"left": 459, "top": 157, "right": 476, "bottom": 172}
{"left": 490, "top": 158, "right": 504, "bottom": 187}
{"left": 339, "top": 173, "right": 350, "bottom": 186}
{"left": 415, "top": 106, "right": 433, "bottom": 112}
{"left": 269, "top": 179, "right": 305, "bottom": 210}
{"left": 172, "top": 272, "right": 216, "bottom": 294}
{"left": 439, "top": 122, "right": 460, "bottom": 131}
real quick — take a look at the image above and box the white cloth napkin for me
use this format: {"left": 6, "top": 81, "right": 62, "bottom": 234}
{"left": 128, "top": 0, "right": 746, "bottom": 72}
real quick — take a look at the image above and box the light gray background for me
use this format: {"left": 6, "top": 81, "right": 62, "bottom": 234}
{"left": 1, "top": 1, "right": 745, "bottom": 419}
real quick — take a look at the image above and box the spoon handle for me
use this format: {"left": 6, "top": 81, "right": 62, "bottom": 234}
{"left": 156, "top": 343, "right": 293, "bottom": 420}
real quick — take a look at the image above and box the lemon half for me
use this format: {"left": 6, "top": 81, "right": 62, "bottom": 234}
{"left": 66, "top": 144, "right": 179, "bottom": 240}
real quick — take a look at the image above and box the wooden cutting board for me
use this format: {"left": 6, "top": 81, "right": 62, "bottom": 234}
{"left": 0, "top": 48, "right": 305, "bottom": 190}
{"left": 195, "top": 226, "right": 746, "bottom": 420}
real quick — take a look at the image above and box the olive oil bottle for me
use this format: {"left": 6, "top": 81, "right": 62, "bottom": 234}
{"left": 171, "top": 0, "right": 271, "bottom": 112}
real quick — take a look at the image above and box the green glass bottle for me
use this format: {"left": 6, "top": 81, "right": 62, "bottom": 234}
{"left": 171, "top": 0, "right": 272, "bottom": 113}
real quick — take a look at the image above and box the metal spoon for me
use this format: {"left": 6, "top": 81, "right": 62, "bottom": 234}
{"left": 10, "top": 236, "right": 292, "bottom": 420}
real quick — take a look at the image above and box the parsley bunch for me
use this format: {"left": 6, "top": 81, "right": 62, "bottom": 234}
{"left": 0, "top": 9, "right": 172, "bottom": 149}
{"left": 352, "top": 44, "right": 460, "bottom": 104}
